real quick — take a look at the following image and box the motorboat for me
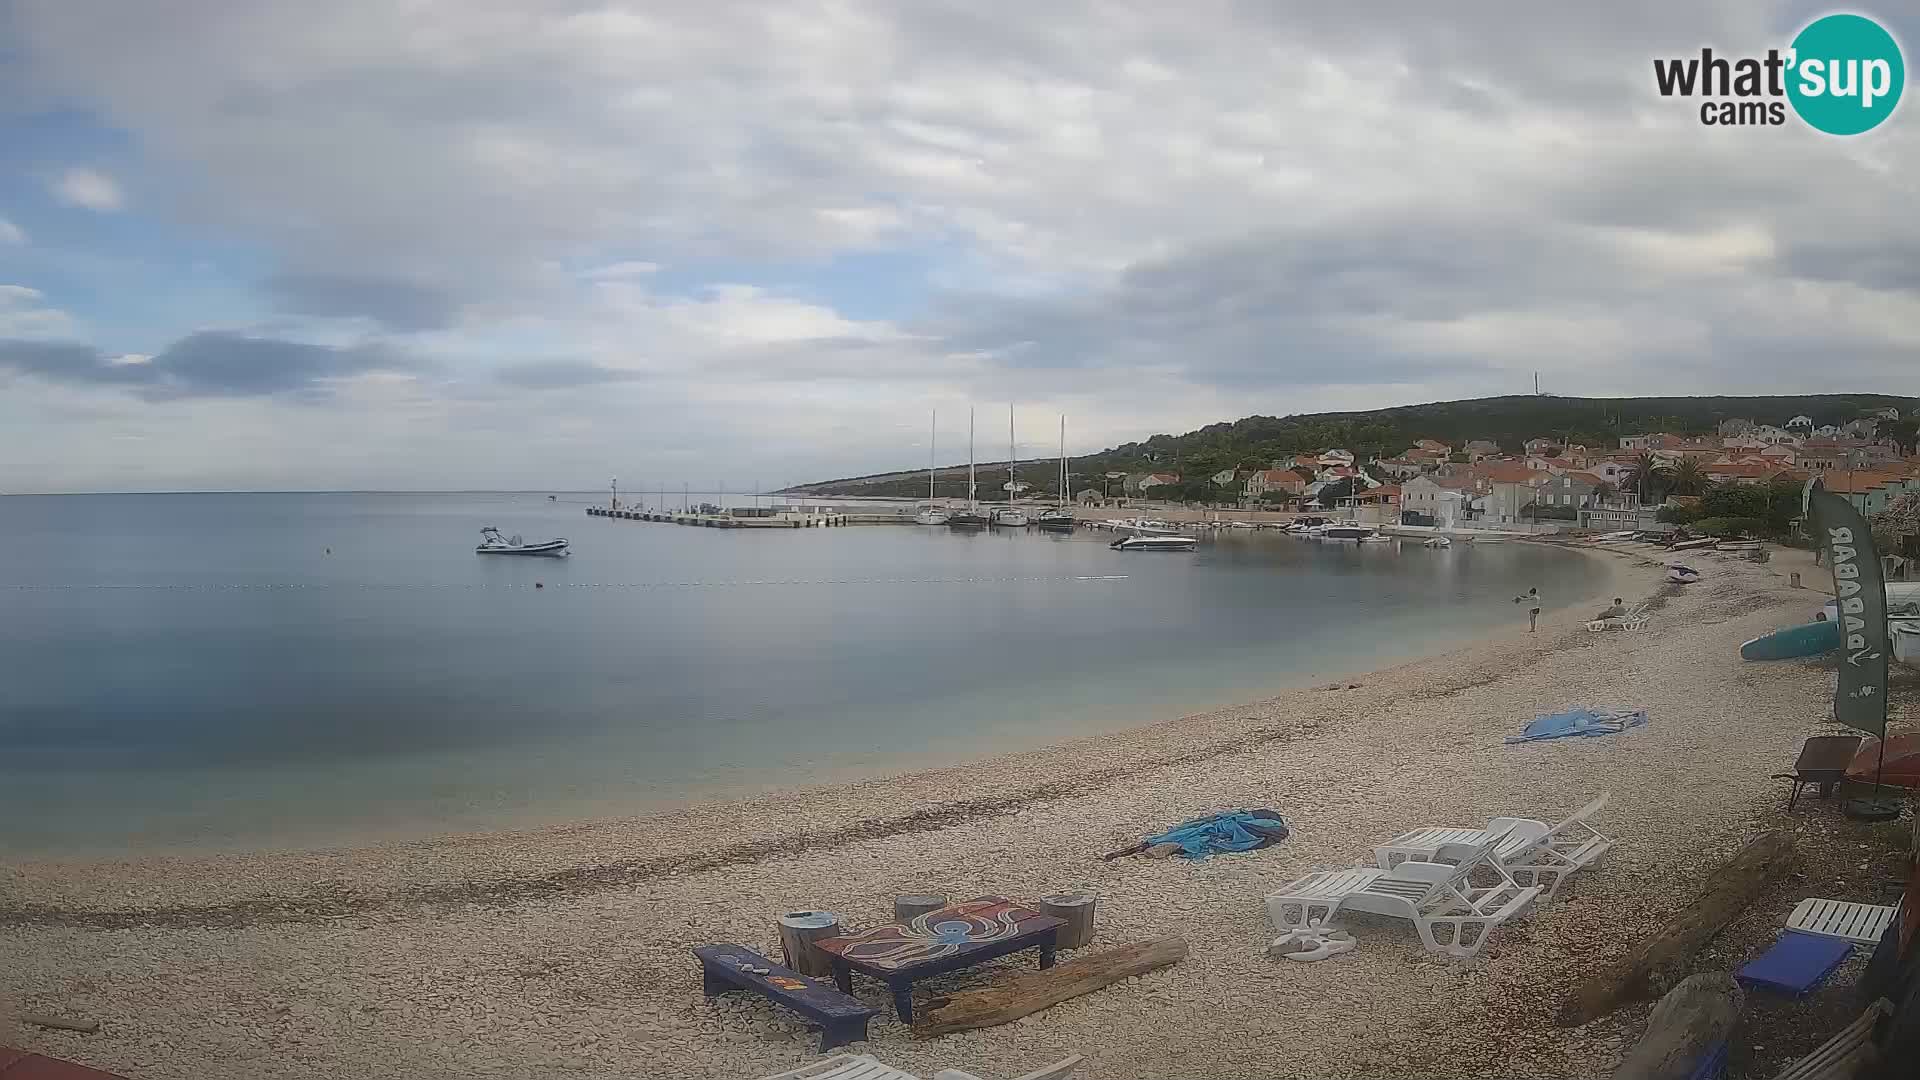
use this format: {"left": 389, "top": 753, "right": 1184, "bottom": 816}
{"left": 476, "top": 526, "right": 569, "bottom": 556}
{"left": 1034, "top": 508, "right": 1076, "bottom": 532}
{"left": 1110, "top": 534, "right": 1198, "bottom": 551}
{"left": 947, "top": 510, "right": 990, "bottom": 529}
{"left": 1319, "top": 523, "right": 1375, "bottom": 541}
{"left": 1359, "top": 534, "right": 1393, "bottom": 544}
{"left": 1423, "top": 535, "right": 1453, "bottom": 548}
{"left": 1470, "top": 535, "right": 1508, "bottom": 543}
{"left": 990, "top": 507, "right": 1029, "bottom": 528}
{"left": 915, "top": 504, "right": 952, "bottom": 525}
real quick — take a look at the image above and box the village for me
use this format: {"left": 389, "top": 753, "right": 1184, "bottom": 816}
{"left": 1092, "top": 409, "right": 1920, "bottom": 539}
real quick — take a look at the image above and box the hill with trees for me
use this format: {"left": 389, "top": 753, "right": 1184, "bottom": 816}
{"left": 782, "top": 393, "right": 1918, "bottom": 502}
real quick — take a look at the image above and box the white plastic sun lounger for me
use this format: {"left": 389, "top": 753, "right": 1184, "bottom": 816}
{"left": 934, "top": 1054, "right": 1084, "bottom": 1080}
{"left": 760, "top": 1054, "right": 1083, "bottom": 1080}
{"left": 1373, "top": 792, "right": 1612, "bottom": 900}
{"left": 759, "top": 1055, "right": 923, "bottom": 1080}
{"left": 1332, "top": 842, "right": 1543, "bottom": 958}
{"left": 1587, "top": 604, "right": 1650, "bottom": 632}
{"left": 1786, "top": 898, "right": 1898, "bottom": 945}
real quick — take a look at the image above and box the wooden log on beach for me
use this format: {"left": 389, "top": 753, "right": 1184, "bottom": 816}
{"left": 1039, "top": 893, "right": 1098, "bottom": 949}
{"left": 913, "top": 936, "right": 1187, "bottom": 1036}
{"left": 777, "top": 911, "right": 841, "bottom": 978}
{"left": 1610, "top": 973, "right": 1743, "bottom": 1080}
{"left": 20, "top": 1013, "right": 102, "bottom": 1034}
{"left": 893, "top": 894, "right": 946, "bottom": 922}
{"left": 1562, "top": 831, "right": 1793, "bottom": 1026}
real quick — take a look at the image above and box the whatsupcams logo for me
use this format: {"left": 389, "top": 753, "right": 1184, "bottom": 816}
{"left": 1653, "top": 12, "right": 1905, "bottom": 134}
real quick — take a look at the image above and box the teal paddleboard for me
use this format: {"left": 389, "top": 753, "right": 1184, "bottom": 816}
{"left": 1740, "top": 620, "right": 1841, "bottom": 661}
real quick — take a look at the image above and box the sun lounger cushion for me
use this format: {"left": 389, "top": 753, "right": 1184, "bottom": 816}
{"left": 1736, "top": 931, "right": 1852, "bottom": 996}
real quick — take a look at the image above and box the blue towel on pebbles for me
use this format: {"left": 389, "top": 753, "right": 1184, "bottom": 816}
{"left": 1507, "top": 707, "right": 1650, "bottom": 744}
{"left": 1144, "top": 810, "right": 1291, "bottom": 860}
{"left": 1737, "top": 931, "right": 1853, "bottom": 996}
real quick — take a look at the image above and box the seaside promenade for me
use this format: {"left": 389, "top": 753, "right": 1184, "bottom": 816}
{"left": 3, "top": 544, "right": 1910, "bottom": 1080}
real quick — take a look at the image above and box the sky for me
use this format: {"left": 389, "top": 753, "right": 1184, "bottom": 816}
{"left": 1, "top": 1, "right": 1917, "bottom": 493}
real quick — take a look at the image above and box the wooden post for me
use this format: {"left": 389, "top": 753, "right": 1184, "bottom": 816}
{"left": 1039, "top": 893, "right": 1098, "bottom": 949}
{"left": 777, "top": 911, "right": 841, "bottom": 977}
{"left": 1562, "top": 831, "right": 1793, "bottom": 1026}
{"left": 893, "top": 894, "right": 946, "bottom": 923}
{"left": 1610, "top": 972, "right": 1742, "bottom": 1080}
{"left": 914, "top": 936, "right": 1187, "bottom": 1036}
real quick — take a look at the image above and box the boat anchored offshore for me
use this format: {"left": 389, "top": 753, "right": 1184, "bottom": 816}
{"left": 476, "top": 526, "right": 569, "bottom": 556}
{"left": 1110, "top": 534, "right": 1198, "bottom": 552}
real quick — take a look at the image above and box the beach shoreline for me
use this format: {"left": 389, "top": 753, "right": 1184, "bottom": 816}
{"left": 6, "top": 540, "right": 1869, "bottom": 1080}
{"left": 3, "top": 541, "right": 1644, "bottom": 912}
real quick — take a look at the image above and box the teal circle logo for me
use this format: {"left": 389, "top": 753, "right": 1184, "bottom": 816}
{"left": 1787, "top": 13, "right": 1905, "bottom": 135}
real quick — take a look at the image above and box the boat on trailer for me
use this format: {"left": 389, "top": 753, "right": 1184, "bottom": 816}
{"left": 476, "top": 526, "right": 569, "bottom": 556}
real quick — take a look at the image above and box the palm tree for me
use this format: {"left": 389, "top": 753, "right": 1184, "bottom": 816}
{"left": 1622, "top": 452, "right": 1667, "bottom": 504}
{"left": 1592, "top": 479, "right": 1618, "bottom": 504}
{"left": 1668, "top": 457, "right": 1709, "bottom": 496}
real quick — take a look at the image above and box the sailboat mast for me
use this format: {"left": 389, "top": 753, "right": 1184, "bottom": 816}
{"left": 968, "top": 408, "right": 976, "bottom": 508}
{"left": 1008, "top": 405, "right": 1016, "bottom": 504}
{"left": 929, "top": 409, "right": 936, "bottom": 502}
{"left": 1060, "top": 416, "right": 1069, "bottom": 505}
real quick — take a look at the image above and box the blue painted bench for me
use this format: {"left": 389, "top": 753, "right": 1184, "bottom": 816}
{"left": 693, "top": 944, "right": 877, "bottom": 1051}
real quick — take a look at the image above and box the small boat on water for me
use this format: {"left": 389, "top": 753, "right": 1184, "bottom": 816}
{"left": 915, "top": 505, "right": 951, "bottom": 525}
{"left": 476, "top": 526, "right": 569, "bottom": 556}
{"left": 1111, "top": 534, "right": 1198, "bottom": 552}
{"left": 1470, "top": 535, "right": 1507, "bottom": 544}
{"left": 1359, "top": 534, "right": 1392, "bottom": 544}
{"left": 949, "top": 409, "right": 989, "bottom": 529}
{"left": 1423, "top": 535, "right": 1453, "bottom": 548}
{"left": 1319, "top": 523, "right": 1375, "bottom": 541}
{"left": 990, "top": 507, "right": 1030, "bottom": 528}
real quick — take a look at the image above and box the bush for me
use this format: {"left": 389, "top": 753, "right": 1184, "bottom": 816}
{"left": 1657, "top": 504, "right": 1699, "bottom": 524}
{"left": 1689, "top": 516, "right": 1766, "bottom": 537}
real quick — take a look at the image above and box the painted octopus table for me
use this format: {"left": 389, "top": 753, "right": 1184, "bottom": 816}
{"left": 813, "top": 895, "right": 1064, "bottom": 1022}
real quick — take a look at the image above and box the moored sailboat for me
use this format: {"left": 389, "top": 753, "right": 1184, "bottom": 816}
{"left": 948, "top": 408, "right": 989, "bottom": 528}
{"left": 990, "top": 405, "right": 1028, "bottom": 527}
{"left": 1035, "top": 415, "right": 1076, "bottom": 532}
{"left": 914, "top": 410, "right": 950, "bottom": 525}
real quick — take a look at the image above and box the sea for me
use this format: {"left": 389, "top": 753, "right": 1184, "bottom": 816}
{"left": 0, "top": 493, "right": 1609, "bottom": 856}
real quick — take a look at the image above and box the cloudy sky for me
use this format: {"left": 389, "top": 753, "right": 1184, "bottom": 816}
{"left": 1, "top": 1, "right": 1916, "bottom": 492}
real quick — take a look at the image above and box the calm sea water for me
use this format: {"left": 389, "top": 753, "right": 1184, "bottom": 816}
{"left": 0, "top": 493, "right": 1607, "bottom": 856}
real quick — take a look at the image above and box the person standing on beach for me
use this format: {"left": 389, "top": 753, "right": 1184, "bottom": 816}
{"left": 1515, "top": 586, "right": 1542, "bottom": 632}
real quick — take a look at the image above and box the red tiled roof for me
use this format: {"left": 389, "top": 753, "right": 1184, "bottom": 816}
{"left": 1821, "top": 472, "right": 1904, "bottom": 494}
{"left": 1478, "top": 462, "right": 1538, "bottom": 485}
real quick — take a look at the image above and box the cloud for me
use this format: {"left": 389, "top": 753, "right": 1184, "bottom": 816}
{"left": 0, "top": 330, "right": 420, "bottom": 398}
{"left": 1, "top": 1, "right": 1918, "bottom": 493}
{"left": 266, "top": 272, "right": 460, "bottom": 331}
{"left": 494, "top": 359, "right": 650, "bottom": 389}
{"left": 0, "top": 218, "right": 24, "bottom": 245}
{"left": 51, "top": 167, "right": 124, "bottom": 211}
{"left": 0, "top": 284, "right": 76, "bottom": 337}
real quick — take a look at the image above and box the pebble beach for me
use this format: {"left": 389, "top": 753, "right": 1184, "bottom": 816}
{"left": 1, "top": 543, "right": 1886, "bottom": 1080}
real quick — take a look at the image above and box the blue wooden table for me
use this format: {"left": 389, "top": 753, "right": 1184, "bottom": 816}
{"left": 813, "top": 896, "right": 1064, "bottom": 1022}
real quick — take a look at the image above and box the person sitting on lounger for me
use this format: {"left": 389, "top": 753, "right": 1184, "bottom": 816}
{"left": 1593, "top": 597, "right": 1627, "bottom": 620}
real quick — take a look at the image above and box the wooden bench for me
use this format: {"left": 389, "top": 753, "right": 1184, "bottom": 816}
{"left": 693, "top": 944, "right": 877, "bottom": 1051}
{"left": 1769, "top": 998, "right": 1891, "bottom": 1080}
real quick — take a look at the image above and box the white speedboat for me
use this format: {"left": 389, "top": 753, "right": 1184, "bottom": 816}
{"left": 1359, "top": 534, "right": 1393, "bottom": 544}
{"left": 476, "top": 526, "right": 569, "bottom": 556}
{"left": 1110, "top": 535, "right": 1198, "bottom": 551}
{"left": 991, "top": 507, "right": 1030, "bottom": 528}
{"left": 1423, "top": 535, "right": 1453, "bottom": 548}
{"left": 915, "top": 505, "right": 951, "bottom": 525}
{"left": 1320, "top": 523, "right": 1375, "bottom": 541}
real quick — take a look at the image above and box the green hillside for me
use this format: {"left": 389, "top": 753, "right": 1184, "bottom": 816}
{"left": 781, "top": 393, "right": 1917, "bottom": 501}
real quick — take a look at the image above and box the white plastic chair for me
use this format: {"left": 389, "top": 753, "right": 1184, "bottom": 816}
{"left": 933, "top": 1054, "right": 1084, "bottom": 1080}
{"left": 1373, "top": 792, "right": 1612, "bottom": 899}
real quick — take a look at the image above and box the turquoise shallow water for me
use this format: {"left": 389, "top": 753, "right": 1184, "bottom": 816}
{"left": 0, "top": 493, "right": 1607, "bottom": 856}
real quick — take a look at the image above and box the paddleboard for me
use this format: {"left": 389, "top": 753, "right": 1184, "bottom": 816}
{"left": 1740, "top": 620, "right": 1842, "bottom": 661}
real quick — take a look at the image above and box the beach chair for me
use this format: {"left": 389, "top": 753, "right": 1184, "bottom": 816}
{"left": 1587, "top": 604, "right": 1650, "bottom": 631}
{"left": 933, "top": 1054, "right": 1084, "bottom": 1080}
{"left": 1329, "top": 841, "right": 1543, "bottom": 958}
{"left": 1373, "top": 792, "right": 1611, "bottom": 900}
{"left": 758, "top": 1054, "right": 923, "bottom": 1080}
